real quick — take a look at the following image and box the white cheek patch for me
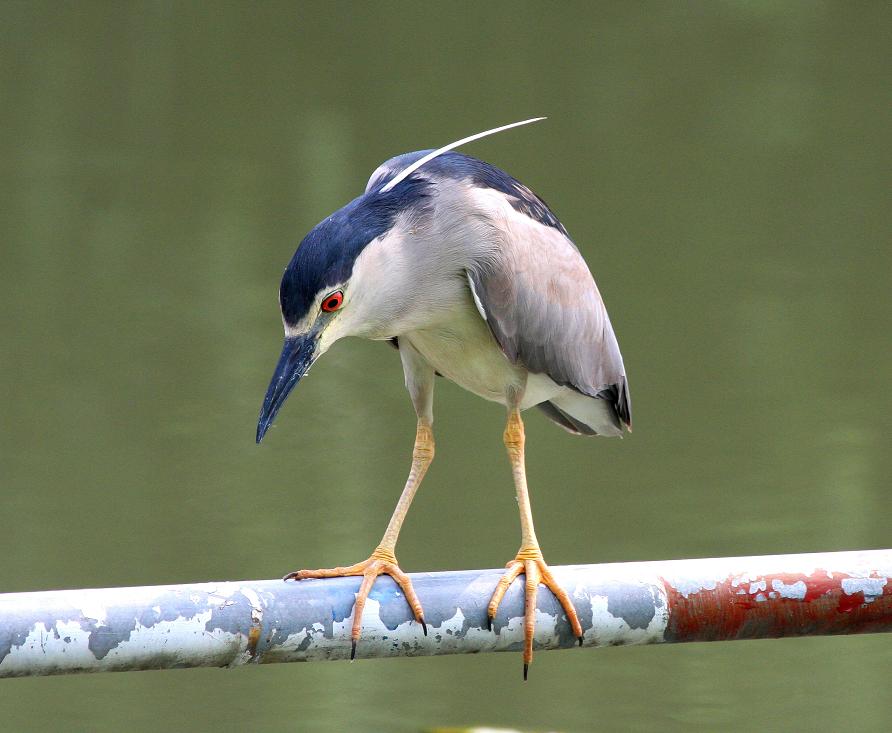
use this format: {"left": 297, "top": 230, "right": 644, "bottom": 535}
{"left": 281, "top": 288, "right": 334, "bottom": 338}
{"left": 282, "top": 311, "right": 314, "bottom": 338}
{"left": 283, "top": 321, "right": 305, "bottom": 338}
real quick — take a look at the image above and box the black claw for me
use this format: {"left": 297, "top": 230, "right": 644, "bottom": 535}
{"left": 485, "top": 615, "right": 492, "bottom": 632}
{"left": 420, "top": 618, "right": 428, "bottom": 636}
{"left": 523, "top": 662, "right": 529, "bottom": 681}
{"left": 578, "top": 635, "right": 584, "bottom": 647}
{"left": 350, "top": 639, "right": 357, "bottom": 661}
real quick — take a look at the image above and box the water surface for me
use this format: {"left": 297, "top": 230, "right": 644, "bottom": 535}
{"left": 1, "top": 3, "right": 889, "bottom": 731}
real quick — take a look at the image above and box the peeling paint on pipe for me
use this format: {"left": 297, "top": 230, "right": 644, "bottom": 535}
{"left": 0, "top": 550, "right": 889, "bottom": 678}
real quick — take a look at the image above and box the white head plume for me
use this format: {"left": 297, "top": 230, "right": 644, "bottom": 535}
{"left": 379, "top": 117, "right": 546, "bottom": 193}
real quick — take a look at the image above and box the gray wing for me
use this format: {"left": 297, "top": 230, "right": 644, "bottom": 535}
{"left": 466, "top": 188, "right": 631, "bottom": 429}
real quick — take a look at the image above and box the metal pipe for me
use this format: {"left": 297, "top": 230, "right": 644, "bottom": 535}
{"left": 1, "top": 549, "right": 890, "bottom": 678}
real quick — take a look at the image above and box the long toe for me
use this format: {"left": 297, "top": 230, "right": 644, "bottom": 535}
{"left": 284, "top": 561, "right": 368, "bottom": 581}
{"left": 283, "top": 555, "right": 426, "bottom": 658}
{"left": 539, "top": 563, "right": 584, "bottom": 642}
{"left": 487, "top": 561, "right": 524, "bottom": 629}
{"left": 487, "top": 551, "right": 584, "bottom": 679}
{"left": 384, "top": 562, "right": 427, "bottom": 633}
{"left": 522, "top": 558, "right": 542, "bottom": 675}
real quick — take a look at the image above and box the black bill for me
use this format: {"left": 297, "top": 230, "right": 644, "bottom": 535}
{"left": 256, "top": 333, "right": 317, "bottom": 443}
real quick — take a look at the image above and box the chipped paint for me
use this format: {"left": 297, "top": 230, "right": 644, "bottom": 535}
{"left": 0, "top": 550, "right": 889, "bottom": 677}
{"left": 661, "top": 552, "right": 892, "bottom": 643}
{"left": 841, "top": 577, "right": 886, "bottom": 603}
{"left": 771, "top": 579, "right": 807, "bottom": 600}
{"left": 749, "top": 580, "right": 767, "bottom": 594}
{"left": 235, "top": 587, "right": 265, "bottom": 665}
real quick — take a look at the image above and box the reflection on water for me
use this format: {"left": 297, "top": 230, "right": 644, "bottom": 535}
{"left": 1, "top": 3, "right": 889, "bottom": 731}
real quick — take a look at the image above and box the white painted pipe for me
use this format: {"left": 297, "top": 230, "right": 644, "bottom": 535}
{"left": 1, "top": 549, "right": 890, "bottom": 678}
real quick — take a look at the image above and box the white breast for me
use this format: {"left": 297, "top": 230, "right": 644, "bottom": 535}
{"left": 403, "top": 293, "right": 563, "bottom": 409}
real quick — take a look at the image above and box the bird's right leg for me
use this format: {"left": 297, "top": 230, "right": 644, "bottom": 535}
{"left": 284, "top": 340, "right": 435, "bottom": 659}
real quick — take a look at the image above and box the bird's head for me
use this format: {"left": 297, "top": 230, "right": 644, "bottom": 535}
{"left": 255, "top": 177, "right": 432, "bottom": 443}
{"left": 256, "top": 118, "right": 546, "bottom": 443}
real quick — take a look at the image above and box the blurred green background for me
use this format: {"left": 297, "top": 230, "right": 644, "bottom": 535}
{"left": 1, "top": 2, "right": 890, "bottom": 731}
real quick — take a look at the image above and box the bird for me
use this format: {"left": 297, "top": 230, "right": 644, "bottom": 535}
{"left": 256, "top": 118, "right": 631, "bottom": 679}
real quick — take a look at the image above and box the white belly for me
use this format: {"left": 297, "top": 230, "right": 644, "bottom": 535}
{"left": 402, "top": 300, "right": 561, "bottom": 409}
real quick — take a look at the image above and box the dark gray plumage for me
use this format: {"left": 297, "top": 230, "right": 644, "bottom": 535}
{"left": 465, "top": 194, "right": 631, "bottom": 432}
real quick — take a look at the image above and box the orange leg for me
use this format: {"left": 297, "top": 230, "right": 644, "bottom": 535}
{"left": 284, "top": 419, "right": 434, "bottom": 659}
{"left": 487, "top": 408, "right": 583, "bottom": 679}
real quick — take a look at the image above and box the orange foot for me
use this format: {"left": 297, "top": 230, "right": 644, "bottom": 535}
{"left": 487, "top": 548, "right": 584, "bottom": 680}
{"left": 284, "top": 547, "right": 426, "bottom": 659}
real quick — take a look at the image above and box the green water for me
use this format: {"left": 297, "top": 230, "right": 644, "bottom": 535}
{"left": 1, "top": 2, "right": 890, "bottom": 731}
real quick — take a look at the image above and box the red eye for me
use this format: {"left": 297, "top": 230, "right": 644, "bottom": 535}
{"left": 321, "top": 290, "right": 344, "bottom": 312}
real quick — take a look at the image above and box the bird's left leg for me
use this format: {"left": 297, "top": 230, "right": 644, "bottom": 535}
{"left": 487, "top": 406, "right": 584, "bottom": 679}
{"left": 284, "top": 341, "right": 435, "bottom": 659}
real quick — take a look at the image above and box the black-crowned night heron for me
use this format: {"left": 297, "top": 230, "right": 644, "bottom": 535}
{"left": 256, "top": 119, "right": 631, "bottom": 678}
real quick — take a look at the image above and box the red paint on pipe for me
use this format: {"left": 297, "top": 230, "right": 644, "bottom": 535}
{"left": 662, "top": 569, "right": 892, "bottom": 642}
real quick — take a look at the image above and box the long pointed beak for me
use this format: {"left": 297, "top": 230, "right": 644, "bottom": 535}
{"left": 256, "top": 334, "right": 317, "bottom": 443}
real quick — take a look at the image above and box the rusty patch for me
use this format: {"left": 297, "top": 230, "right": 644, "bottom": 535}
{"left": 246, "top": 625, "right": 262, "bottom": 660}
{"left": 662, "top": 569, "right": 892, "bottom": 642}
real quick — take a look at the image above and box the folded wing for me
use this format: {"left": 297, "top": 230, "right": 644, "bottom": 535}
{"left": 466, "top": 186, "right": 631, "bottom": 429}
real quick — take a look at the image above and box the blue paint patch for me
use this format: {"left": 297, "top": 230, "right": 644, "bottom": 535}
{"left": 602, "top": 582, "right": 658, "bottom": 630}
{"left": 90, "top": 590, "right": 205, "bottom": 660}
{"left": 280, "top": 177, "right": 431, "bottom": 326}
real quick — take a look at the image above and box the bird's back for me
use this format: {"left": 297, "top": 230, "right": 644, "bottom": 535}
{"left": 370, "top": 151, "right": 631, "bottom": 433}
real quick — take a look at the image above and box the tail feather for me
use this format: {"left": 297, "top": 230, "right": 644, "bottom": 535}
{"left": 536, "top": 384, "right": 628, "bottom": 437}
